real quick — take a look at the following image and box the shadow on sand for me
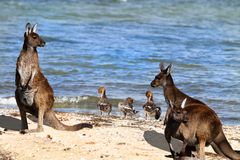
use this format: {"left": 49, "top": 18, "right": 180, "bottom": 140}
{"left": 0, "top": 115, "right": 21, "bottom": 131}
{"left": 143, "top": 130, "right": 183, "bottom": 158}
{"left": 143, "top": 130, "right": 240, "bottom": 159}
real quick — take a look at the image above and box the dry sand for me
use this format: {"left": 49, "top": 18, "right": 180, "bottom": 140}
{"left": 0, "top": 108, "right": 239, "bottom": 160}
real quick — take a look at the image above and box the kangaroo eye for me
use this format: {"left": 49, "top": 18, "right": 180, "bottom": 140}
{"left": 32, "top": 36, "right": 37, "bottom": 39}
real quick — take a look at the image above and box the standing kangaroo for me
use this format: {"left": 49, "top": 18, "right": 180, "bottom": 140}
{"left": 15, "top": 23, "right": 92, "bottom": 132}
{"left": 151, "top": 63, "right": 205, "bottom": 125}
{"left": 151, "top": 62, "right": 240, "bottom": 159}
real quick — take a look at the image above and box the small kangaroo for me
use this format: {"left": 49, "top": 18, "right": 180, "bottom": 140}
{"left": 143, "top": 90, "right": 161, "bottom": 120}
{"left": 15, "top": 23, "right": 93, "bottom": 132}
{"left": 151, "top": 62, "right": 240, "bottom": 159}
{"left": 164, "top": 98, "right": 189, "bottom": 158}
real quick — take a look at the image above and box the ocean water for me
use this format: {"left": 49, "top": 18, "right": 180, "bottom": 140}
{"left": 0, "top": 0, "right": 239, "bottom": 125}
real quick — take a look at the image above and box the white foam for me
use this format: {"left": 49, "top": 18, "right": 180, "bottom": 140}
{"left": 0, "top": 96, "right": 90, "bottom": 105}
{"left": 54, "top": 96, "right": 89, "bottom": 103}
{"left": 0, "top": 97, "right": 17, "bottom": 105}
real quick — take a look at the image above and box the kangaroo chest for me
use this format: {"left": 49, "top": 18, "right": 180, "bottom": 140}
{"left": 17, "top": 52, "right": 37, "bottom": 86}
{"left": 16, "top": 51, "right": 39, "bottom": 108}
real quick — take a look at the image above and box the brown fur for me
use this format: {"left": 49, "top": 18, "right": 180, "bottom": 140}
{"left": 151, "top": 63, "right": 204, "bottom": 125}
{"left": 15, "top": 23, "right": 92, "bottom": 132}
{"left": 165, "top": 99, "right": 221, "bottom": 159}
{"left": 151, "top": 62, "right": 240, "bottom": 160}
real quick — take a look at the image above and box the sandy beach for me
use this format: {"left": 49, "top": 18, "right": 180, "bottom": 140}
{"left": 0, "top": 108, "right": 239, "bottom": 160}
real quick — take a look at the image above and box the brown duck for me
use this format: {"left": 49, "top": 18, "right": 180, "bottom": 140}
{"left": 118, "top": 97, "right": 138, "bottom": 118}
{"left": 97, "top": 87, "right": 112, "bottom": 115}
{"left": 143, "top": 90, "right": 161, "bottom": 120}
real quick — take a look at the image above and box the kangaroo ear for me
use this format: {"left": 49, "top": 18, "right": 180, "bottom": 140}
{"left": 160, "top": 62, "right": 164, "bottom": 71}
{"left": 25, "top": 23, "right": 32, "bottom": 36}
{"left": 181, "top": 98, "right": 187, "bottom": 109}
{"left": 31, "top": 24, "right": 38, "bottom": 33}
{"left": 166, "top": 63, "right": 172, "bottom": 75}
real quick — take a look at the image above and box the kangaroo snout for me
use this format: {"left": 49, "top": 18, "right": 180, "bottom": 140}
{"left": 40, "top": 40, "right": 46, "bottom": 47}
{"left": 150, "top": 81, "right": 156, "bottom": 88}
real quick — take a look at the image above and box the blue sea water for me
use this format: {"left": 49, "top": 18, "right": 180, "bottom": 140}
{"left": 0, "top": 0, "right": 239, "bottom": 125}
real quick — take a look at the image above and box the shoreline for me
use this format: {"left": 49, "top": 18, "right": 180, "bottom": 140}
{"left": 0, "top": 108, "right": 239, "bottom": 160}
{"left": 0, "top": 104, "right": 239, "bottom": 127}
{"left": 0, "top": 95, "right": 239, "bottom": 126}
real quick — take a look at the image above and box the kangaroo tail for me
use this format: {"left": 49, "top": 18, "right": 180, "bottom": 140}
{"left": 44, "top": 110, "right": 93, "bottom": 131}
{"left": 214, "top": 129, "right": 240, "bottom": 160}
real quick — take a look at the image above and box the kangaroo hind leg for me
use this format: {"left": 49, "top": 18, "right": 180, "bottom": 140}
{"left": 15, "top": 90, "right": 29, "bottom": 133}
{"left": 198, "top": 138, "right": 206, "bottom": 160}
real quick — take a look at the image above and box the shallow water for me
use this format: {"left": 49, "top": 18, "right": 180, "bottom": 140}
{"left": 0, "top": 0, "right": 239, "bottom": 125}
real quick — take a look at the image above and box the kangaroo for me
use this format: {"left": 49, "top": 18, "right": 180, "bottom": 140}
{"left": 150, "top": 62, "right": 205, "bottom": 125}
{"left": 15, "top": 23, "right": 93, "bottom": 132}
{"left": 167, "top": 98, "right": 240, "bottom": 160}
{"left": 164, "top": 98, "right": 189, "bottom": 158}
{"left": 151, "top": 62, "right": 240, "bottom": 159}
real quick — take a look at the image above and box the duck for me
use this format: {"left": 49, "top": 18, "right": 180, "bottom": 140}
{"left": 97, "top": 86, "right": 112, "bottom": 115}
{"left": 143, "top": 90, "right": 161, "bottom": 120}
{"left": 118, "top": 97, "right": 138, "bottom": 118}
